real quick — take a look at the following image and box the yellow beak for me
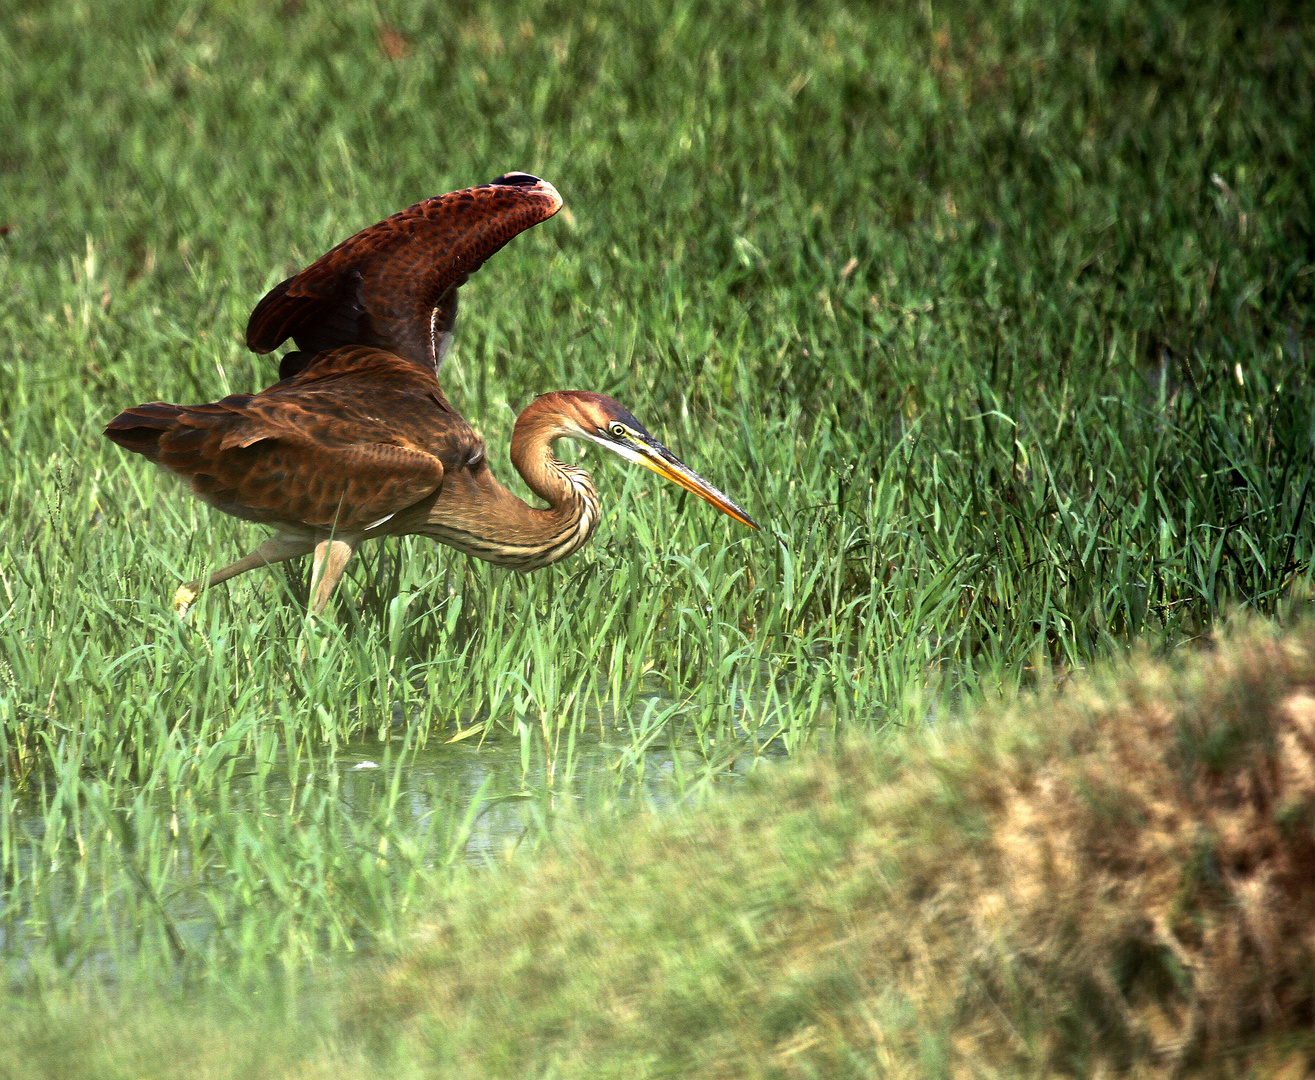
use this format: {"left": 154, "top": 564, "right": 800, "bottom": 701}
{"left": 633, "top": 438, "right": 759, "bottom": 530}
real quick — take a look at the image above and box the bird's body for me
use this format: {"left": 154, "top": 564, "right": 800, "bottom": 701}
{"left": 105, "top": 174, "right": 756, "bottom": 615}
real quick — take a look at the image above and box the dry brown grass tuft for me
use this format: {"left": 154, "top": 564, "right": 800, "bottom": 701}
{"left": 364, "top": 617, "right": 1315, "bottom": 1077}
{"left": 873, "top": 619, "right": 1315, "bottom": 1077}
{"left": 962, "top": 640, "right": 1315, "bottom": 1073}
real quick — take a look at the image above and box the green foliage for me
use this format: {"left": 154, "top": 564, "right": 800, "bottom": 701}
{"left": 347, "top": 615, "right": 1315, "bottom": 1078}
{"left": 0, "top": 0, "right": 1311, "bottom": 1057}
{"left": 349, "top": 615, "right": 1315, "bottom": 1078}
{"left": 9, "top": 612, "right": 1315, "bottom": 1078}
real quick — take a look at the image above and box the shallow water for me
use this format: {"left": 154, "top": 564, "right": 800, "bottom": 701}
{"left": 329, "top": 729, "right": 776, "bottom": 862}
{"left": 0, "top": 722, "right": 786, "bottom": 981}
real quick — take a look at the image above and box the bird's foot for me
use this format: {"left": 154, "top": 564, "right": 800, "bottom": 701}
{"left": 173, "top": 584, "right": 199, "bottom": 619}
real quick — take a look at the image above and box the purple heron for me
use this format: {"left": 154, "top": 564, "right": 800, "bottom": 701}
{"left": 104, "top": 174, "right": 757, "bottom": 616}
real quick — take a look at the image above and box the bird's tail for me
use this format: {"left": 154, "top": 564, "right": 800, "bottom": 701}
{"left": 104, "top": 402, "right": 186, "bottom": 460}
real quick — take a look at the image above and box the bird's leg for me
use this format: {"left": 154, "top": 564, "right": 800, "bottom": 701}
{"left": 308, "top": 536, "right": 359, "bottom": 616}
{"left": 174, "top": 534, "right": 316, "bottom": 617}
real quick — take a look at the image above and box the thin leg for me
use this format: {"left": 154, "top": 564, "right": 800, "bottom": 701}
{"left": 174, "top": 534, "right": 316, "bottom": 617}
{"left": 309, "top": 537, "right": 359, "bottom": 615}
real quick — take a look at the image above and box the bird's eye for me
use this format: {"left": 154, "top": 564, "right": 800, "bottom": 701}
{"left": 609, "top": 422, "right": 627, "bottom": 438}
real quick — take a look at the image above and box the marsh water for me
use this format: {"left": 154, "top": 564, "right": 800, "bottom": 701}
{"left": 323, "top": 728, "right": 777, "bottom": 861}
{"left": 0, "top": 716, "right": 787, "bottom": 981}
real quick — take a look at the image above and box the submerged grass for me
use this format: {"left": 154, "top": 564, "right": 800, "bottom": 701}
{"left": 8, "top": 611, "right": 1315, "bottom": 1077}
{"left": 0, "top": 0, "right": 1312, "bottom": 1035}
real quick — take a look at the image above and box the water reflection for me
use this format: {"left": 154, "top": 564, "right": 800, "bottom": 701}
{"left": 330, "top": 730, "right": 778, "bottom": 865}
{"left": 0, "top": 724, "right": 787, "bottom": 980}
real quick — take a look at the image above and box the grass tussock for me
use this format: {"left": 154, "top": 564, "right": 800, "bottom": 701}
{"left": 361, "top": 615, "right": 1315, "bottom": 1077}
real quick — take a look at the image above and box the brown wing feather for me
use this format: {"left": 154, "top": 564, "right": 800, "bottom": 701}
{"left": 246, "top": 173, "right": 562, "bottom": 374}
{"left": 105, "top": 347, "right": 482, "bottom": 531}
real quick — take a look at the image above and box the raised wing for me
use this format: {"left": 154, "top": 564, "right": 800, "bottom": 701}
{"left": 246, "top": 173, "right": 562, "bottom": 378}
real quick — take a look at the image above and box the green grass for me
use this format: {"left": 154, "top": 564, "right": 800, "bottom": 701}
{"left": 0, "top": 0, "right": 1313, "bottom": 1066}
{"left": 8, "top": 609, "right": 1315, "bottom": 1078}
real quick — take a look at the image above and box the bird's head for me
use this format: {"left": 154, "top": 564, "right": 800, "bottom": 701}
{"left": 530, "top": 391, "right": 759, "bottom": 530}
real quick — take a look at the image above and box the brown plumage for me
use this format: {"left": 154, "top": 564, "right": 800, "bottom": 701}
{"left": 247, "top": 172, "right": 562, "bottom": 379}
{"left": 105, "top": 175, "right": 757, "bottom": 616}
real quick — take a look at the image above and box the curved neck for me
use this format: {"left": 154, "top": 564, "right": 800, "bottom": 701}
{"left": 418, "top": 397, "right": 601, "bottom": 570}
{"left": 509, "top": 403, "right": 588, "bottom": 511}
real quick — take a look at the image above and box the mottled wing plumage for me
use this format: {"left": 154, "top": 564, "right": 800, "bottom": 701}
{"left": 246, "top": 173, "right": 562, "bottom": 375}
{"left": 104, "top": 347, "right": 482, "bottom": 531}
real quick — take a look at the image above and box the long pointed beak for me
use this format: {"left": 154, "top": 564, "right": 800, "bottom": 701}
{"left": 632, "top": 438, "right": 759, "bottom": 530}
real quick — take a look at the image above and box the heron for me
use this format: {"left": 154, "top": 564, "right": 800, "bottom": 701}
{"left": 104, "top": 174, "right": 757, "bottom": 616}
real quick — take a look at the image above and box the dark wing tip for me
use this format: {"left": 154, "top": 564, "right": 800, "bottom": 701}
{"left": 483, "top": 173, "right": 563, "bottom": 216}
{"left": 278, "top": 350, "right": 313, "bottom": 380}
{"left": 487, "top": 171, "right": 545, "bottom": 186}
{"left": 246, "top": 274, "right": 296, "bottom": 354}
